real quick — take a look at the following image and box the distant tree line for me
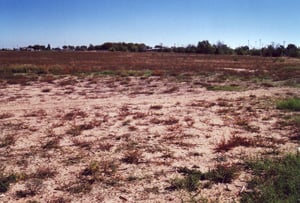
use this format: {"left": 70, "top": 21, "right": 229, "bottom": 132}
{"left": 156, "top": 41, "right": 300, "bottom": 58}
{"left": 7, "top": 41, "right": 300, "bottom": 58}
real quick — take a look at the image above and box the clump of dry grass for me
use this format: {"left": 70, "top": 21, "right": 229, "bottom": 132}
{"left": 24, "top": 109, "right": 47, "bottom": 117}
{"left": 31, "top": 167, "right": 56, "bottom": 179}
{"left": 72, "top": 138, "right": 92, "bottom": 150}
{"left": 235, "top": 118, "right": 260, "bottom": 133}
{"left": 41, "top": 88, "right": 51, "bottom": 93}
{"left": 162, "top": 86, "right": 179, "bottom": 94}
{"left": 122, "top": 150, "right": 143, "bottom": 164}
{"left": 0, "top": 113, "right": 14, "bottom": 119}
{"left": 132, "top": 112, "right": 147, "bottom": 119}
{"left": 149, "top": 105, "right": 163, "bottom": 110}
{"left": 41, "top": 137, "right": 60, "bottom": 150}
{"left": 66, "top": 121, "right": 95, "bottom": 137}
{"left": 63, "top": 109, "right": 87, "bottom": 121}
{"left": 163, "top": 117, "right": 179, "bottom": 125}
{"left": 214, "top": 134, "right": 285, "bottom": 152}
{"left": 15, "top": 178, "right": 43, "bottom": 198}
{"left": 0, "top": 134, "right": 16, "bottom": 148}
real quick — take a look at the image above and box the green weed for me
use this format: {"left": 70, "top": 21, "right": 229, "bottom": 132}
{"left": 207, "top": 85, "right": 242, "bottom": 91}
{"left": 276, "top": 97, "right": 300, "bottom": 111}
{"left": 0, "top": 173, "right": 17, "bottom": 193}
{"left": 241, "top": 154, "right": 300, "bottom": 203}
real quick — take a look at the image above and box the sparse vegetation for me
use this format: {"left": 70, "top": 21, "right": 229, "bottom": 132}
{"left": 168, "top": 164, "right": 239, "bottom": 192}
{"left": 0, "top": 172, "right": 17, "bottom": 193}
{"left": 0, "top": 113, "right": 14, "bottom": 119}
{"left": 169, "top": 173, "right": 201, "bottom": 192}
{"left": 31, "top": 167, "right": 56, "bottom": 179}
{"left": 241, "top": 154, "right": 300, "bottom": 203}
{"left": 122, "top": 150, "right": 142, "bottom": 164}
{"left": 203, "top": 164, "right": 239, "bottom": 184}
{"left": 207, "top": 85, "right": 242, "bottom": 91}
{"left": 0, "top": 51, "right": 299, "bottom": 202}
{"left": 276, "top": 97, "right": 300, "bottom": 111}
{"left": 214, "top": 134, "right": 284, "bottom": 152}
{"left": 42, "top": 137, "right": 60, "bottom": 149}
{"left": 0, "top": 134, "right": 16, "bottom": 148}
{"left": 65, "top": 180, "right": 93, "bottom": 194}
{"left": 16, "top": 178, "right": 43, "bottom": 198}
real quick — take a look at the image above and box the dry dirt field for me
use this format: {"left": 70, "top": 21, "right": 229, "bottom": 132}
{"left": 0, "top": 52, "right": 299, "bottom": 202}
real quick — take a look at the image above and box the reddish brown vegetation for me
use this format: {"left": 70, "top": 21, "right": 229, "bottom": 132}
{"left": 215, "top": 134, "right": 286, "bottom": 152}
{"left": 1, "top": 52, "right": 299, "bottom": 79}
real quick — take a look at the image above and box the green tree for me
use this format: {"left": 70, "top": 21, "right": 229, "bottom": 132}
{"left": 286, "top": 44, "right": 299, "bottom": 57}
{"left": 197, "top": 40, "right": 215, "bottom": 54}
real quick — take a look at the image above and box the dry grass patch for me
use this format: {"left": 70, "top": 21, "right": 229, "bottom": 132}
{"left": 41, "top": 137, "right": 60, "bottom": 150}
{"left": 214, "top": 134, "right": 285, "bottom": 152}
{"left": 30, "top": 167, "right": 56, "bottom": 179}
{"left": 63, "top": 109, "right": 87, "bottom": 121}
{"left": 72, "top": 138, "right": 92, "bottom": 150}
{"left": 15, "top": 178, "right": 43, "bottom": 198}
{"left": 122, "top": 150, "right": 143, "bottom": 164}
{"left": 24, "top": 109, "right": 47, "bottom": 117}
{"left": 0, "top": 113, "right": 14, "bottom": 119}
{"left": 149, "top": 105, "right": 163, "bottom": 110}
{"left": 0, "top": 134, "right": 16, "bottom": 148}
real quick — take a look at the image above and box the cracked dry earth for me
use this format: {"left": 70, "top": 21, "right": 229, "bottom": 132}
{"left": 0, "top": 76, "right": 299, "bottom": 202}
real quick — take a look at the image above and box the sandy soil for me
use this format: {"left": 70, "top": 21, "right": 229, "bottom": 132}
{"left": 0, "top": 75, "right": 299, "bottom": 202}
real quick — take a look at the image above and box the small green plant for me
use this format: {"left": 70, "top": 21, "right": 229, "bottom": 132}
{"left": 0, "top": 173, "right": 17, "bottom": 193}
{"left": 168, "top": 164, "right": 239, "bottom": 191}
{"left": 143, "top": 70, "right": 153, "bottom": 78}
{"left": 292, "top": 115, "right": 300, "bottom": 127}
{"left": 207, "top": 85, "right": 242, "bottom": 91}
{"left": 241, "top": 154, "right": 300, "bottom": 202}
{"left": 81, "top": 161, "right": 100, "bottom": 177}
{"left": 167, "top": 167, "right": 202, "bottom": 192}
{"left": 276, "top": 97, "right": 300, "bottom": 111}
{"left": 170, "top": 175, "right": 200, "bottom": 192}
{"left": 202, "top": 164, "right": 239, "bottom": 184}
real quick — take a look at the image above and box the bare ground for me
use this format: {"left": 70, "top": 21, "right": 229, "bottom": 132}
{"left": 0, "top": 75, "right": 299, "bottom": 202}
